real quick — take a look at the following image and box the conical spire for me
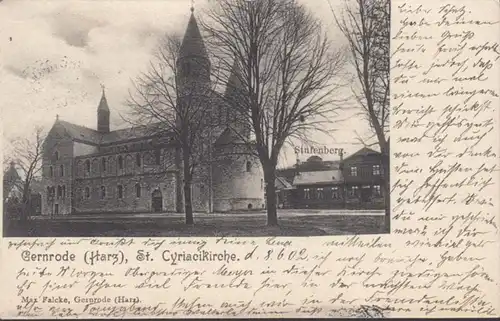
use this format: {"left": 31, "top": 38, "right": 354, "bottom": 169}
{"left": 3, "top": 161, "right": 20, "bottom": 183}
{"left": 97, "top": 86, "right": 109, "bottom": 112}
{"left": 179, "top": 8, "right": 209, "bottom": 61}
{"left": 97, "top": 86, "right": 110, "bottom": 133}
{"left": 225, "top": 60, "right": 244, "bottom": 98}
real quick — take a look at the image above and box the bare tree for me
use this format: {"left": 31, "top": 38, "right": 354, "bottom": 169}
{"left": 203, "top": 0, "right": 348, "bottom": 226}
{"left": 8, "top": 127, "right": 45, "bottom": 221}
{"left": 126, "top": 33, "right": 220, "bottom": 225}
{"left": 332, "top": 0, "right": 390, "bottom": 229}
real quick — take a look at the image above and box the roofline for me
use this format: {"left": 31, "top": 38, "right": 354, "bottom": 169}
{"left": 342, "top": 148, "right": 381, "bottom": 162}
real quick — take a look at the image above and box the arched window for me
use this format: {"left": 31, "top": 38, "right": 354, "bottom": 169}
{"left": 85, "top": 187, "right": 90, "bottom": 199}
{"left": 136, "top": 153, "right": 142, "bottom": 167}
{"left": 246, "top": 161, "right": 251, "bottom": 172}
{"left": 57, "top": 186, "right": 62, "bottom": 198}
{"left": 135, "top": 183, "right": 141, "bottom": 198}
{"left": 102, "top": 158, "right": 107, "bottom": 172}
{"left": 101, "top": 186, "right": 106, "bottom": 199}
{"left": 85, "top": 160, "right": 91, "bottom": 174}
{"left": 117, "top": 185, "right": 124, "bottom": 199}
{"left": 118, "top": 156, "right": 124, "bottom": 170}
{"left": 54, "top": 151, "right": 59, "bottom": 160}
{"left": 60, "top": 164, "right": 64, "bottom": 177}
{"left": 49, "top": 166, "right": 53, "bottom": 177}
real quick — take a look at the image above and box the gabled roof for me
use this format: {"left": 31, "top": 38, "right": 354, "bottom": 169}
{"left": 292, "top": 169, "right": 343, "bottom": 186}
{"left": 57, "top": 120, "right": 102, "bottom": 144}
{"left": 53, "top": 120, "right": 172, "bottom": 146}
{"left": 276, "top": 176, "right": 293, "bottom": 190}
{"left": 342, "top": 147, "right": 380, "bottom": 162}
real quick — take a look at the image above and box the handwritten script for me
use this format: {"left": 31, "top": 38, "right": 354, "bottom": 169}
{"left": 1, "top": 0, "right": 499, "bottom": 318}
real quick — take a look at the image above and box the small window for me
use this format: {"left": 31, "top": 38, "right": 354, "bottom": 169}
{"left": 135, "top": 183, "right": 141, "bottom": 198}
{"left": 85, "top": 160, "right": 91, "bottom": 174}
{"left": 261, "top": 179, "right": 264, "bottom": 190}
{"left": 101, "top": 186, "right": 106, "bottom": 199}
{"left": 49, "top": 166, "right": 53, "bottom": 177}
{"left": 350, "top": 166, "right": 357, "bottom": 176}
{"left": 102, "top": 158, "right": 107, "bottom": 172}
{"left": 118, "top": 185, "right": 123, "bottom": 199}
{"left": 118, "top": 156, "right": 124, "bottom": 170}
{"left": 136, "top": 153, "right": 142, "bottom": 167}
{"left": 62, "top": 185, "right": 66, "bottom": 199}
{"left": 54, "top": 151, "right": 59, "bottom": 160}
{"left": 57, "top": 185, "right": 62, "bottom": 198}
{"left": 331, "top": 186, "right": 340, "bottom": 199}
{"left": 246, "top": 161, "right": 251, "bottom": 172}
{"left": 373, "top": 165, "right": 381, "bottom": 176}
{"left": 349, "top": 186, "right": 359, "bottom": 197}
{"left": 60, "top": 164, "right": 64, "bottom": 177}
{"left": 304, "top": 188, "right": 310, "bottom": 199}
{"left": 46, "top": 186, "right": 51, "bottom": 199}
{"left": 85, "top": 187, "right": 90, "bottom": 199}
{"left": 373, "top": 185, "right": 381, "bottom": 196}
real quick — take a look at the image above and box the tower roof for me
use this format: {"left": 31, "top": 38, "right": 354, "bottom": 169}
{"left": 97, "top": 88, "right": 109, "bottom": 112}
{"left": 3, "top": 161, "right": 20, "bottom": 184}
{"left": 225, "top": 59, "right": 244, "bottom": 97}
{"left": 179, "top": 9, "right": 209, "bottom": 61}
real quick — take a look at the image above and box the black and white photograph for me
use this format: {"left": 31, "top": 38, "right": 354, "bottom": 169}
{"left": 2, "top": 0, "right": 390, "bottom": 237}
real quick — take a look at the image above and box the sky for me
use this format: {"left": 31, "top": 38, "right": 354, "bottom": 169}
{"left": 0, "top": 0, "right": 371, "bottom": 168}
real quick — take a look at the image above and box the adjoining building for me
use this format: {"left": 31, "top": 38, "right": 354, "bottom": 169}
{"left": 40, "top": 8, "right": 264, "bottom": 216}
{"left": 277, "top": 147, "right": 386, "bottom": 210}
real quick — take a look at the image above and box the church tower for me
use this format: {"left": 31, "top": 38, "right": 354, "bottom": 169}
{"left": 176, "top": 7, "right": 211, "bottom": 89}
{"left": 97, "top": 88, "right": 110, "bottom": 133}
{"left": 224, "top": 59, "right": 250, "bottom": 139}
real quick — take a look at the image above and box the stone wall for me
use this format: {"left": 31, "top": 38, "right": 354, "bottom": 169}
{"left": 73, "top": 172, "right": 177, "bottom": 213}
{"left": 41, "top": 136, "right": 74, "bottom": 216}
{"left": 212, "top": 150, "right": 264, "bottom": 212}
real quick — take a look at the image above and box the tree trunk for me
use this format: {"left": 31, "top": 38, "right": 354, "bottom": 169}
{"left": 183, "top": 182, "right": 194, "bottom": 225}
{"left": 382, "top": 153, "right": 390, "bottom": 232}
{"left": 183, "top": 169, "right": 194, "bottom": 225}
{"left": 264, "top": 167, "right": 278, "bottom": 226}
{"left": 20, "top": 187, "right": 30, "bottom": 222}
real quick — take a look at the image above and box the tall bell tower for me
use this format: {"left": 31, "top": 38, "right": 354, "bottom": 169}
{"left": 97, "top": 86, "right": 110, "bottom": 133}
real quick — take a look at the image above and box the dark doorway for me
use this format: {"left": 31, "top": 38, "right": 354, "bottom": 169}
{"left": 360, "top": 186, "right": 371, "bottom": 203}
{"left": 152, "top": 189, "right": 163, "bottom": 213}
{"left": 54, "top": 204, "right": 59, "bottom": 215}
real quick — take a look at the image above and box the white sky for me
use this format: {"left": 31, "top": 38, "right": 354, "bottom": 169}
{"left": 0, "top": 0, "right": 371, "bottom": 168}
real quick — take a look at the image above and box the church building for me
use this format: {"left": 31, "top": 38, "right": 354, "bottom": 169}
{"left": 40, "top": 8, "right": 265, "bottom": 216}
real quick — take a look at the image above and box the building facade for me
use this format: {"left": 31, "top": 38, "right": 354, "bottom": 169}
{"left": 40, "top": 9, "right": 264, "bottom": 216}
{"left": 282, "top": 147, "right": 386, "bottom": 209}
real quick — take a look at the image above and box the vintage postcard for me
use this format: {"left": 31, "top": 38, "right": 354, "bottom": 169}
{"left": 0, "top": 0, "right": 498, "bottom": 318}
